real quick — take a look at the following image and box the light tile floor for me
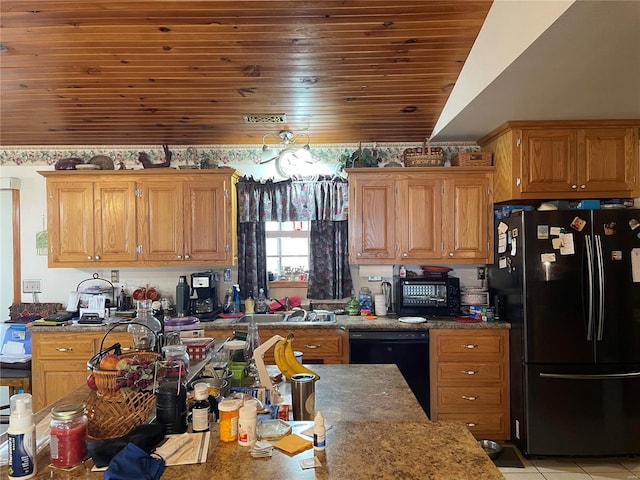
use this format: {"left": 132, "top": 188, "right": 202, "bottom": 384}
{"left": 499, "top": 447, "right": 640, "bottom": 480}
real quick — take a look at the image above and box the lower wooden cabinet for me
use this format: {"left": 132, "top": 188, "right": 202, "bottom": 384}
{"left": 430, "top": 329, "right": 510, "bottom": 440}
{"left": 31, "top": 330, "right": 134, "bottom": 411}
{"left": 259, "top": 328, "right": 348, "bottom": 365}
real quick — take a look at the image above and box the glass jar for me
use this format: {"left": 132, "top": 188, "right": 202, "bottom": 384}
{"left": 345, "top": 295, "right": 361, "bottom": 316}
{"left": 129, "top": 299, "right": 162, "bottom": 351}
{"left": 162, "top": 344, "right": 190, "bottom": 379}
{"left": 50, "top": 403, "right": 88, "bottom": 469}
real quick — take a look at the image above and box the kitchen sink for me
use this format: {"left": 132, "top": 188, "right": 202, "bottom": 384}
{"left": 237, "top": 313, "right": 286, "bottom": 323}
{"left": 236, "top": 310, "right": 337, "bottom": 324}
{"left": 284, "top": 310, "right": 337, "bottom": 324}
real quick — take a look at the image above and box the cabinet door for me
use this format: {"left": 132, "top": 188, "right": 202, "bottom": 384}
{"left": 520, "top": 129, "right": 577, "bottom": 193}
{"left": 47, "top": 180, "right": 96, "bottom": 265}
{"left": 578, "top": 128, "right": 637, "bottom": 193}
{"left": 397, "top": 178, "right": 442, "bottom": 260}
{"left": 443, "top": 176, "right": 491, "bottom": 261}
{"left": 94, "top": 180, "right": 138, "bottom": 263}
{"left": 184, "top": 178, "right": 229, "bottom": 262}
{"left": 138, "top": 180, "right": 185, "bottom": 262}
{"left": 348, "top": 177, "right": 396, "bottom": 262}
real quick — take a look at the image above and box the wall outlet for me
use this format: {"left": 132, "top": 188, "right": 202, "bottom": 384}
{"left": 23, "top": 279, "right": 42, "bottom": 293}
{"left": 111, "top": 270, "right": 120, "bottom": 283}
{"left": 477, "top": 267, "right": 486, "bottom": 280}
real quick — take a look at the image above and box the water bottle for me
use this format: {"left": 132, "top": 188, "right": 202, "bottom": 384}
{"left": 232, "top": 285, "right": 241, "bottom": 313}
{"left": 256, "top": 288, "right": 268, "bottom": 314}
{"left": 175, "top": 276, "right": 190, "bottom": 316}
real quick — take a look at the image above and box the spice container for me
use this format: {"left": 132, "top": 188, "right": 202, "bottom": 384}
{"left": 50, "top": 404, "right": 88, "bottom": 469}
{"left": 218, "top": 399, "right": 241, "bottom": 442}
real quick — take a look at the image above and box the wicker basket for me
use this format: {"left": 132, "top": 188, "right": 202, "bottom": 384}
{"left": 450, "top": 151, "right": 493, "bottom": 167}
{"left": 86, "top": 389, "right": 156, "bottom": 440}
{"left": 403, "top": 139, "right": 444, "bottom": 167}
{"left": 92, "top": 351, "right": 161, "bottom": 395}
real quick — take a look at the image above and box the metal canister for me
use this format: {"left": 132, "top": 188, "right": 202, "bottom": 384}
{"left": 290, "top": 373, "right": 316, "bottom": 421}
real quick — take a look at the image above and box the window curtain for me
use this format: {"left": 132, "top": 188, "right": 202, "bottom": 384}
{"left": 236, "top": 176, "right": 352, "bottom": 300}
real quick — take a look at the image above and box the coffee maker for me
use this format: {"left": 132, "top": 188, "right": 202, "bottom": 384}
{"left": 189, "top": 271, "right": 221, "bottom": 321}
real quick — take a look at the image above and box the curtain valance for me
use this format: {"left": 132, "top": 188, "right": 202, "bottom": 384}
{"left": 236, "top": 176, "right": 348, "bottom": 222}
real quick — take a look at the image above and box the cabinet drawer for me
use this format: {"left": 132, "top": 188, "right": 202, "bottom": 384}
{"left": 95, "top": 332, "right": 136, "bottom": 353}
{"left": 435, "top": 386, "right": 506, "bottom": 409}
{"left": 432, "top": 331, "right": 507, "bottom": 360}
{"left": 36, "top": 336, "right": 95, "bottom": 359}
{"left": 436, "top": 362, "right": 506, "bottom": 384}
{"left": 435, "top": 412, "right": 508, "bottom": 439}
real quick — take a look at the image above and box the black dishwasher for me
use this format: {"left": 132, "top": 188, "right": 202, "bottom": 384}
{"left": 349, "top": 330, "right": 429, "bottom": 416}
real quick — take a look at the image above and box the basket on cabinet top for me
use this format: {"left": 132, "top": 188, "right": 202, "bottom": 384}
{"left": 403, "top": 139, "right": 444, "bottom": 167}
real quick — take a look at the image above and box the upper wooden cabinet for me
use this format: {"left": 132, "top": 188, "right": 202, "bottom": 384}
{"left": 40, "top": 168, "right": 239, "bottom": 267}
{"left": 348, "top": 167, "right": 494, "bottom": 265}
{"left": 478, "top": 120, "right": 639, "bottom": 203}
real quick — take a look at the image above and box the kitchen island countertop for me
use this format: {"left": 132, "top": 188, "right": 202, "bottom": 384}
{"left": 1, "top": 364, "right": 504, "bottom": 479}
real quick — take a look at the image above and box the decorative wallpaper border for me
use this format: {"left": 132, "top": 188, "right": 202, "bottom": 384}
{"left": 0, "top": 142, "right": 479, "bottom": 169}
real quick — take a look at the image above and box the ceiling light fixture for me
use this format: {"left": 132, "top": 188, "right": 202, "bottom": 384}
{"left": 260, "top": 129, "right": 314, "bottom": 178}
{"left": 260, "top": 129, "right": 311, "bottom": 163}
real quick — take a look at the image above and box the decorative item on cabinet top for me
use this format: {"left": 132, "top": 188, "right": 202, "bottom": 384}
{"left": 403, "top": 139, "right": 444, "bottom": 167}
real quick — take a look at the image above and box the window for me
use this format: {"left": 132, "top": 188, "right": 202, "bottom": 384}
{"left": 266, "top": 221, "right": 310, "bottom": 280}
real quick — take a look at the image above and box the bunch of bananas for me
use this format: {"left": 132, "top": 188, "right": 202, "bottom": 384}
{"left": 274, "top": 333, "right": 320, "bottom": 381}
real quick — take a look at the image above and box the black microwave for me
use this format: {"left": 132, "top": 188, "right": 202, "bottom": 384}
{"left": 395, "top": 276, "right": 460, "bottom": 317}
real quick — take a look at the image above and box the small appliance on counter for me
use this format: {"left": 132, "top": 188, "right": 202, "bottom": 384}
{"left": 189, "top": 271, "right": 221, "bottom": 321}
{"left": 395, "top": 267, "right": 460, "bottom": 317}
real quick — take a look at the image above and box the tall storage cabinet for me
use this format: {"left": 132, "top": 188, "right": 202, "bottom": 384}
{"left": 347, "top": 167, "right": 494, "bottom": 264}
{"left": 40, "top": 168, "right": 239, "bottom": 267}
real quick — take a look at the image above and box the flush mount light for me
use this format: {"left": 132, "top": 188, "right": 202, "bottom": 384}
{"left": 260, "top": 129, "right": 314, "bottom": 178}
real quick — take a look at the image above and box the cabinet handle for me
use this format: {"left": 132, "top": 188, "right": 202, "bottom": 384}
{"left": 185, "top": 254, "right": 190, "bottom": 260}
{"left": 177, "top": 255, "right": 183, "bottom": 260}
{"left": 448, "top": 252, "right": 454, "bottom": 257}
{"left": 461, "top": 344, "right": 478, "bottom": 349}
{"left": 304, "top": 344, "right": 321, "bottom": 349}
{"left": 55, "top": 347, "right": 73, "bottom": 352}
{"left": 87, "top": 256, "right": 93, "bottom": 260}
{"left": 95, "top": 255, "right": 100, "bottom": 260}
{"left": 461, "top": 395, "right": 479, "bottom": 401}
{"left": 357, "top": 252, "right": 362, "bottom": 257}
{"left": 465, "top": 422, "right": 478, "bottom": 427}
{"left": 580, "top": 184, "right": 586, "bottom": 189}
{"left": 461, "top": 370, "right": 477, "bottom": 375}
{"left": 571, "top": 184, "right": 577, "bottom": 189}
{"left": 402, "top": 252, "right": 408, "bottom": 257}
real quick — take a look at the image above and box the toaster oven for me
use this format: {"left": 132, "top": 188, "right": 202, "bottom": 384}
{"left": 395, "top": 276, "right": 460, "bottom": 317}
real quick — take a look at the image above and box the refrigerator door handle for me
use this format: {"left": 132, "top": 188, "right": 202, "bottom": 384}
{"left": 585, "top": 236, "right": 595, "bottom": 341}
{"left": 595, "top": 234, "right": 605, "bottom": 341}
{"left": 540, "top": 372, "right": 640, "bottom": 379}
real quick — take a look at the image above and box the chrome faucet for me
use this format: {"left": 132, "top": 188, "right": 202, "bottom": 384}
{"left": 270, "top": 296, "right": 290, "bottom": 311}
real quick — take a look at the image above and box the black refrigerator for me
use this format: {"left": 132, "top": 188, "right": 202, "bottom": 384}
{"left": 489, "top": 208, "right": 640, "bottom": 456}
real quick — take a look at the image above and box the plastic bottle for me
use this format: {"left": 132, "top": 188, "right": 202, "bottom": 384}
{"left": 191, "top": 383, "right": 210, "bottom": 432}
{"left": 244, "top": 293, "right": 255, "bottom": 314}
{"left": 232, "top": 285, "right": 241, "bottom": 313}
{"left": 256, "top": 288, "right": 268, "bottom": 314}
{"left": 222, "top": 288, "right": 234, "bottom": 314}
{"left": 237, "top": 404, "right": 257, "bottom": 446}
{"left": 218, "top": 399, "right": 240, "bottom": 442}
{"left": 8, "top": 393, "right": 36, "bottom": 480}
{"left": 399, "top": 265, "right": 407, "bottom": 278}
{"left": 313, "top": 411, "right": 326, "bottom": 451}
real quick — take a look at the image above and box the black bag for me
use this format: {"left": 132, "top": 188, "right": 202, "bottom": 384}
{"left": 88, "top": 423, "right": 166, "bottom": 468}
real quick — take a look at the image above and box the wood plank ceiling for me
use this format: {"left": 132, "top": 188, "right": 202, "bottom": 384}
{"left": 0, "top": 1, "right": 493, "bottom": 146}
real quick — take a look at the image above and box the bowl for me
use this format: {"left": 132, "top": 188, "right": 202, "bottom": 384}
{"left": 478, "top": 440, "right": 503, "bottom": 460}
